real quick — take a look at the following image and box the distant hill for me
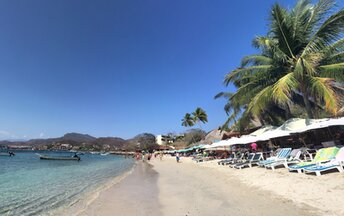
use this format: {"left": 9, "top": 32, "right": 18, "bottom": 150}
{"left": 61, "top": 133, "right": 96, "bottom": 142}
{"left": 90, "top": 137, "right": 128, "bottom": 148}
{"left": 0, "top": 132, "right": 133, "bottom": 151}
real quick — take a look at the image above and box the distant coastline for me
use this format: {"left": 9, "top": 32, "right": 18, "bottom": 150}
{"left": 0, "top": 132, "right": 158, "bottom": 152}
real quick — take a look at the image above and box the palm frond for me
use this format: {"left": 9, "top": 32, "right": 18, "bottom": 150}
{"left": 181, "top": 113, "right": 195, "bottom": 127}
{"left": 319, "top": 62, "right": 344, "bottom": 82}
{"left": 322, "top": 38, "right": 344, "bottom": 55}
{"left": 214, "top": 92, "right": 233, "bottom": 100}
{"left": 192, "top": 107, "right": 208, "bottom": 124}
{"left": 304, "top": 0, "right": 336, "bottom": 31}
{"left": 291, "top": 0, "right": 313, "bottom": 39}
{"left": 270, "top": 3, "right": 296, "bottom": 58}
{"left": 303, "top": 8, "right": 344, "bottom": 56}
{"left": 224, "top": 65, "right": 271, "bottom": 86}
{"left": 307, "top": 76, "right": 338, "bottom": 114}
{"left": 322, "top": 51, "right": 344, "bottom": 64}
{"left": 272, "top": 72, "right": 299, "bottom": 105}
{"left": 252, "top": 36, "right": 276, "bottom": 50}
{"left": 241, "top": 55, "right": 273, "bottom": 67}
{"left": 247, "top": 86, "right": 274, "bottom": 116}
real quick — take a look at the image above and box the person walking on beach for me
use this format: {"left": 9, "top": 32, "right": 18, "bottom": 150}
{"left": 176, "top": 153, "right": 180, "bottom": 163}
{"left": 159, "top": 152, "right": 163, "bottom": 161}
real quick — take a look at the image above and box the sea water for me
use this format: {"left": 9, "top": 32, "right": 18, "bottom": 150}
{"left": 0, "top": 151, "right": 135, "bottom": 216}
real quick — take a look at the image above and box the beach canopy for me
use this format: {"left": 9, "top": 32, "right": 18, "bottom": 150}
{"left": 174, "top": 144, "right": 209, "bottom": 153}
{"left": 249, "top": 125, "right": 277, "bottom": 136}
{"left": 199, "top": 117, "right": 344, "bottom": 149}
{"left": 204, "top": 140, "right": 229, "bottom": 149}
{"left": 247, "top": 118, "right": 327, "bottom": 142}
{"left": 295, "top": 117, "right": 344, "bottom": 133}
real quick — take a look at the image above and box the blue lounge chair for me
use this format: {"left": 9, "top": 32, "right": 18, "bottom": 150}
{"left": 258, "top": 148, "right": 292, "bottom": 167}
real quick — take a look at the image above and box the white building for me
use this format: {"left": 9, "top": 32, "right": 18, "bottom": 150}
{"left": 156, "top": 135, "right": 172, "bottom": 145}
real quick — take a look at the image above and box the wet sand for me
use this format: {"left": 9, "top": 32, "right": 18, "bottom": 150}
{"left": 75, "top": 162, "right": 161, "bottom": 216}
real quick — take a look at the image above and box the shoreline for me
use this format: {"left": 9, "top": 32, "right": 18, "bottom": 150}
{"left": 69, "top": 161, "right": 161, "bottom": 216}
{"left": 55, "top": 159, "right": 137, "bottom": 216}
{"left": 70, "top": 156, "right": 344, "bottom": 216}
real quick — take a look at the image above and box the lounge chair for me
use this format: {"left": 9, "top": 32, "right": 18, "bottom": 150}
{"left": 196, "top": 156, "right": 214, "bottom": 163}
{"left": 234, "top": 152, "right": 264, "bottom": 169}
{"left": 265, "top": 149, "right": 302, "bottom": 171}
{"left": 258, "top": 148, "right": 292, "bottom": 167}
{"left": 303, "top": 147, "right": 344, "bottom": 176}
{"left": 230, "top": 153, "right": 254, "bottom": 168}
{"left": 288, "top": 147, "right": 339, "bottom": 173}
{"left": 217, "top": 153, "right": 236, "bottom": 165}
{"left": 224, "top": 153, "right": 245, "bottom": 166}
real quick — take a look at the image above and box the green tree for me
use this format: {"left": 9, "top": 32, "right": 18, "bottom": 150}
{"left": 192, "top": 107, "right": 208, "bottom": 140}
{"left": 184, "top": 129, "right": 206, "bottom": 145}
{"left": 181, "top": 113, "right": 195, "bottom": 127}
{"left": 220, "top": 0, "right": 344, "bottom": 130}
{"left": 192, "top": 107, "right": 208, "bottom": 126}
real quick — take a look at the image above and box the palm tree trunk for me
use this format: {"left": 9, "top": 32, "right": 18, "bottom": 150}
{"left": 197, "top": 122, "right": 206, "bottom": 140}
{"left": 300, "top": 85, "right": 313, "bottom": 118}
{"left": 284, "top": 104, "right": 292, "bottom": 120}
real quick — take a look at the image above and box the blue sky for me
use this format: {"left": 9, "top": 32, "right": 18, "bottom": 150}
{"left": 0, "top": 0, "right": 341, "bottom": 140}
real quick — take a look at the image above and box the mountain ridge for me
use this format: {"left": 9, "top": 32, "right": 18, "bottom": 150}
{"left": 0, "top": 132, "right": 132, "bottom": 151}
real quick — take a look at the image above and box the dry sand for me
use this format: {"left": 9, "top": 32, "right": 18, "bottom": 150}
{"left": 152, "top": 157, "right": 317, "bottom": 216}
{"left": 71, "top": 154, "right": 344, "bottom": 216}
{"left": 193, "top": 157, "right": 344, "bottom": 216}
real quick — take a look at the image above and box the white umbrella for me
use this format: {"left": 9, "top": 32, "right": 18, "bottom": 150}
{"left": 224, "top": 137, "right": 243, "bottom": 146}
{"left": 249, "top": 125, "right": 277, "bottom": 136}
{"left": 254, "top": 129, "right": 290, "bottom": 141}
{"left": 228, "top": 135, "right": 258, "bottom": 145}
{"left": 205, "top": 140, "right": 228, "bottom": 148}
{"left": 297, "top": 117, "right": 344, "bottom": 133}
{"left": 253, "top": 118, "right": 322, "bottom": 141}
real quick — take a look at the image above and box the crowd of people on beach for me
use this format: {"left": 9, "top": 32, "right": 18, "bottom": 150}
{"left": 133, "top": 151, "right": 186, "bottom": 164}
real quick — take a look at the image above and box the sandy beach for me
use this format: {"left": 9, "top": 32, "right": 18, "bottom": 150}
{"left": 72, "top": 162, "right": 161, "bottom": 216}
{"left": 71, "top": 154, "right": 344, "bottom": 216}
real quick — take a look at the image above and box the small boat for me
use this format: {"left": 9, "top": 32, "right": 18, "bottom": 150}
{"left": 100, "top": 152, "right": 110, "bottom": 156}
{"left": 0, "top": 152, "right": 15, "bottom": 157}
{"left": 36, "top": 153, "right": 80, "bottom": 161}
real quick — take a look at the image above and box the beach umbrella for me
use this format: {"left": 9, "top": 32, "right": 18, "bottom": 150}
{"left": 250, "top": 118, "right": 323, "bottom": 141}
{"left": 249, "top": 125, "right": 277, "bottom": 136}
{"left": 203, "top": 140, "right": 228, "bottom": 149}
{"left": 253, "top": 129, "right": 290, "bottom": 141}
{"left": 296, "top": 117, "right": 344, "bottom": 133}
{"left": 233, "top": 135, "right": 259, "bottom": 145}
{"left": 275, "top": 118, "right": 327, "bottom": 132}
{"left": 224, "top": 137, "right": 247, "bottom": 146}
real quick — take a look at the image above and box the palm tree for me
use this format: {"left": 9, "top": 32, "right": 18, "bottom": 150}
{"left": 222, "top": 0, "right": 344, "bottom": 127}
{"left": 181, "top": 113, "right": 195, "bottom": 127}
{"left": 181, "top": 113, "right": 196, "bottom": 145}
{"left": 192, "top": 107, "right": 208, "bottom": 125}
{"left": 192, "top": 107, "right": 208, "bottom": 140}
